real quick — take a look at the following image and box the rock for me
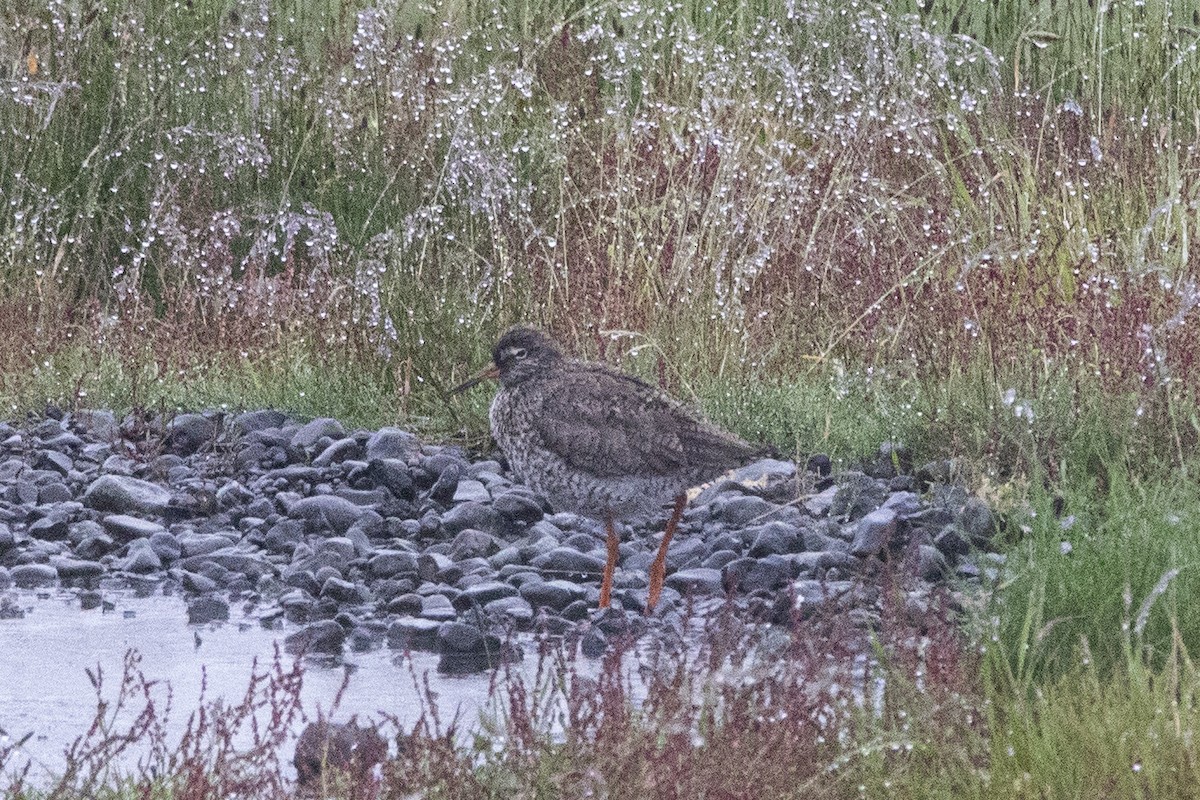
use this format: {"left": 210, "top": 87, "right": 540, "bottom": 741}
{"left": 122, "top": 541, "right": 163, "bottom": 573}
{"left": 493, "top": 489, "right": 544, "bottom": 523}
{"left": 187, "top": 596, "right": 231, "bottom": 624}
{"left": 231, "top": 409, "right": 289, "bottom": 433}
{"left": 519, "top": 579, "right": 585, "bottom": 611}
{"left": 959, "top": 497, "right": 999, "bottom": 545}
{"left": 83, "top": 475, "right": 173, "bottom": 516}
{"left": 850, "top": 508, "right": 898, "bottom": 557}
{"left": 365, "top": 427, "right": 421, "bottom": 461}
{"left": 440, "top": 501, "right": 505, "bottom": 537}
{"left": 290, "top": 417, "right": 346, "bottom": 450}
{"left": 451, "top": 529, "right": 500, "bottom": 560}
{"left": 101, "top": 515, "right": 167, "bottom": 543}
{"left": 165, "top": 414, "right": 218, "bottom": 456}
{"left": 51, "top": 557, "right": 105, "bottom": 580}
{"left": 420, "top": 594, "right": 458, "bottom": 622}
{"left": 294, "top": 719, "right": 388, "bottom": 787}
{"left": 368, "top": 551, "right": 419, "bottom": 578}
{"left": 830, "top": 473, "right": 888, "bottom": 520}
{"left": 366, "top": 459, "right": 414, "bottom": 499}
{"left": 321, "top": 576, "right": 369, "bottom": 604}
{"left": 288, "top": 495, "right": 371, "bottom": 535}
{"left": 285, "top": 619, "right": 346, "bottom": 656}
{"left": 451, "top": 479, "right": 490, "bottom": 504}
{"left": 312, "top": 438, "right": 363, "bottom": 467}
{"left": 664, "top": 567, "right": 724, "bottom": 597}
{"left": 530, "top": 547, "right": 605, "bottom": 578}
{"left": 11, "top": 563, "right": 57, "bottom": 588}
{"left": 387, "top": 617, "right": 441, "bottom": 650}
{"left": 455, "top": 580, "right": 517, "bottom": 609}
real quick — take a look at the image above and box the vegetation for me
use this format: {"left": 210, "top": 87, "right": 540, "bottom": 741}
{"left": 4, "top": 0, "right": 1200, "bottom": 794}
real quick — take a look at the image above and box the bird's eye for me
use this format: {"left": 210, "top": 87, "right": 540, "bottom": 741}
{"left": 513, "top": 348, "right": 528, "bottom": 360}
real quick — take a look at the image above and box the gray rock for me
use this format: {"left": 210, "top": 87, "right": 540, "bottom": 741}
{"left": 420, "top": 593, "right": 458, "bottom": 622}
{"left": 122, "top": 541, "right": 163, "bottom": 573}
{"left": 11, "top": 563, "right": 58, "bottom": 588}
{"left": 321, "top": 577, "right": 370, "bottom": 604}
{"left": 440, "top": 501, "right": 505, "bottom": 537}
{"left": 290, "top": 418, "right": 346, "bottom": 450}
{"left": 530, "top": 547, "right": 605, "bottom": 578}
{"left": 456, "top": 580, "right": 517, "bottom": 608}
{"left": 38, "top": 482, "right": 73, "bottom": 504}
{"left": 387, "top": 617, "right": 441, "bottom": 650}
{"left": 365, "top": 459, "right": 414, "bottom": 499}
{"left": 187, "top": 595, "right": 230, "bottom": 624}
{"left": 35, "top": 450, "right": 72, "bottom": 476}
{"left": 231, "top": 409, "right": 289, "bottom": 434}
{"left": 165, "top": 414, "right": 218, "bottom": 456}
{"left": 664, "top": 567, "right": 724, "bottom": 596}
{"left": 713, "top": 495, "right": 779, "bottom": 527}
{"left": 285, "top": 619, "right": 346, "bottom": 655}
{"left": 368, "top": 551, "right": 419, "bottom": 578}
{"left": 50, "top": 557, "right": 105, "bottom": 580}
{"left": 288, "top": 495, "right": 371, "bottom": 534}
{"left": 484, "top": 595, "right": 534, "bottom": 627}
{"left": 451, "top": 479, "right": 490, "bottom": 504}
{"left": 517, "top": 579, "right": 581, "bottom": 611}
{"left": 850, "top": 508, "right": 898, "bottom": 557}
{"left": 28, "top": 515, "right": 70, "bottom": 541}
{"left": 745, "top": 521, "right": 803, "bottom": 557}
{"left": 451, "top": 528, "right": 501, "bottom": 560}
{"left": 101, "top": 514, "right": 167, "bottom": 543}
{"left": 493, "top": 490, "right": 544, "bottom": 523}
{"left": 365, "top": 427, "right": 421, "bottom": 461}
{"left": 959, "top": 497, "right": 998, "bottom": 544}
{"left": 436, "top": 621, "right": 501, "bottom": 655}
{"left": 313, "top": 438, "right": 363, "bottom": 467}
{"left": 84, "top": 475, "right": 173, "bottom": 516}
{"left": 830, "top": 472, "right": 888, "bottom": 520}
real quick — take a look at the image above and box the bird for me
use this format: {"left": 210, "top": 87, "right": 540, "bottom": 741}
{"left": 450, "top": 326, "right": 764, "bottom": 612}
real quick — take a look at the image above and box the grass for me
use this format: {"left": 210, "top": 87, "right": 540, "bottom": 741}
{"left": 5, "top": 0, "right": 1200, "bottom": 794}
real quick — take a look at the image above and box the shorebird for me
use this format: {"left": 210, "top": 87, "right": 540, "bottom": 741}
{"left": 450, "top": 326, "right": 762, "bottom": 612}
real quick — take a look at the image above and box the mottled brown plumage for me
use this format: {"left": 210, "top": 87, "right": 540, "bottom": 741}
{"left": 452, "top": 326, "right": 762, "bottom": 611}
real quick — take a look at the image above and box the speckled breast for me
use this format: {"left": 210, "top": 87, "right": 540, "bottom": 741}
{"left": 489, "top": 388, "right": 682, "bottom": 521}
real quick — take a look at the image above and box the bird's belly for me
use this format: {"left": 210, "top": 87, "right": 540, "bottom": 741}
{"left": 490, "top": 390, "right": 682, "bottom": 520}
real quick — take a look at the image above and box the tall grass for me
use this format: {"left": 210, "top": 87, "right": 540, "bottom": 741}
{"left": 3, "top": 0, "right": 1200, "bottom": 424}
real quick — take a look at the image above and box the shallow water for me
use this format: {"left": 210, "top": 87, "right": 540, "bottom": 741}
{"left": 0, "top": 588, "right": 511, "bottom": 783}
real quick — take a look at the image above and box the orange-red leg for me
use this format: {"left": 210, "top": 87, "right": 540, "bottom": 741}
{"left": 598, "top": 512, "right": 619, "bottom": 609}
{"left": 646, "top": 493, "right": 688, "bottom": 612}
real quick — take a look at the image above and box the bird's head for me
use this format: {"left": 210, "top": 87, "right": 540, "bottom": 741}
{"left": 449, "top": 325, "right": 563, "bottom": 395}
{"left": 491, "top": 326, "right": 563, "bottom": 387}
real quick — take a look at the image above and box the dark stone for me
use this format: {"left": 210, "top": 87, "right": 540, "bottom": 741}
{"left": 101, "top": 514, "right": 167, "bottom": 543}
{"left": 187, "top": 596, "right": 231, "bottom": 624}
{"left": 284, "top": 619, "right": 346, "bottom": 655}
{"left": 368, "top": 551, "right": 419, "bottom": 578}
{"left": 366, "top": 459, "right": 415, "bottom": 499}
{"left": 829, "top": 473, "right": 888, "bottom": 521}
{"left": 290, "top": 417, "right": 346, "bottom": 450}
{"left": 455, "top": 580, "right": 517, "bottom": 609}
{"left": 294, "top": 719, "right": 388, "bottom": 787}
{"left": 321, "top": 577, "right": 369, "bottom": 604}
{"left": 745, "top": 521, "right": 803, "bottom": 557}
{"left": 519, "top": 579, "right": 586, "bottom": 611}
{"left": 51, "top": 557, "right": 105, "bottom": 580}
{"left": 493, "top": 489, "right": 545, "bottom": 523}
{"left": 83, "top": 475, "right": 173, "bottom": 515}
{"left": 530, "top": 547, "right": 605, "bottom": 578}
{"left": 664, "top": 567, "right": 723, "bottom": 597}
{"left": 451, "top": 529, "right": 500, "bottom": 560}
{"left": 288, "top": 495, "right": 370, "bottom": 534}
{"left": 165, "top": 413, "right": 218, "bottom": 456}
{"left": 387, "top": 617, "right": 441, "bottom": 650}
{"left": 34, "top": 450, "right": 72, "bottom": 475}
{"left": 850, "top": 508, "right": 898, "bottom": 557}
{"left": 440, "top": 501, "right": 505, "bottom": 537}
{"left": 365, "top": 427, "right": 421, "bottom": 461}
{"left": 11, "top": 563, "right": 57, "bottom": 588}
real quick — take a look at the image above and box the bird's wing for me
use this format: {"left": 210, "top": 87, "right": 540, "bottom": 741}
{"left": 529, "top": 366, "right": 696, "bottom": 478}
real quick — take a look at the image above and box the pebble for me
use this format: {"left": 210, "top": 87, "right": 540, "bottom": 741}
{"left": 0, "top": 410, "right": 994, "bottom": 674}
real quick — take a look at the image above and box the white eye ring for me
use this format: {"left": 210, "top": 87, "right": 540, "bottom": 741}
{"left": 513, "top": 348, "right": 528, "bottom": 359}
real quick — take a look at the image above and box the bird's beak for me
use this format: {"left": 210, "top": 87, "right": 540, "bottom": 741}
{"left": 448, "top": 363, "right": 500, "bottom": 395}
